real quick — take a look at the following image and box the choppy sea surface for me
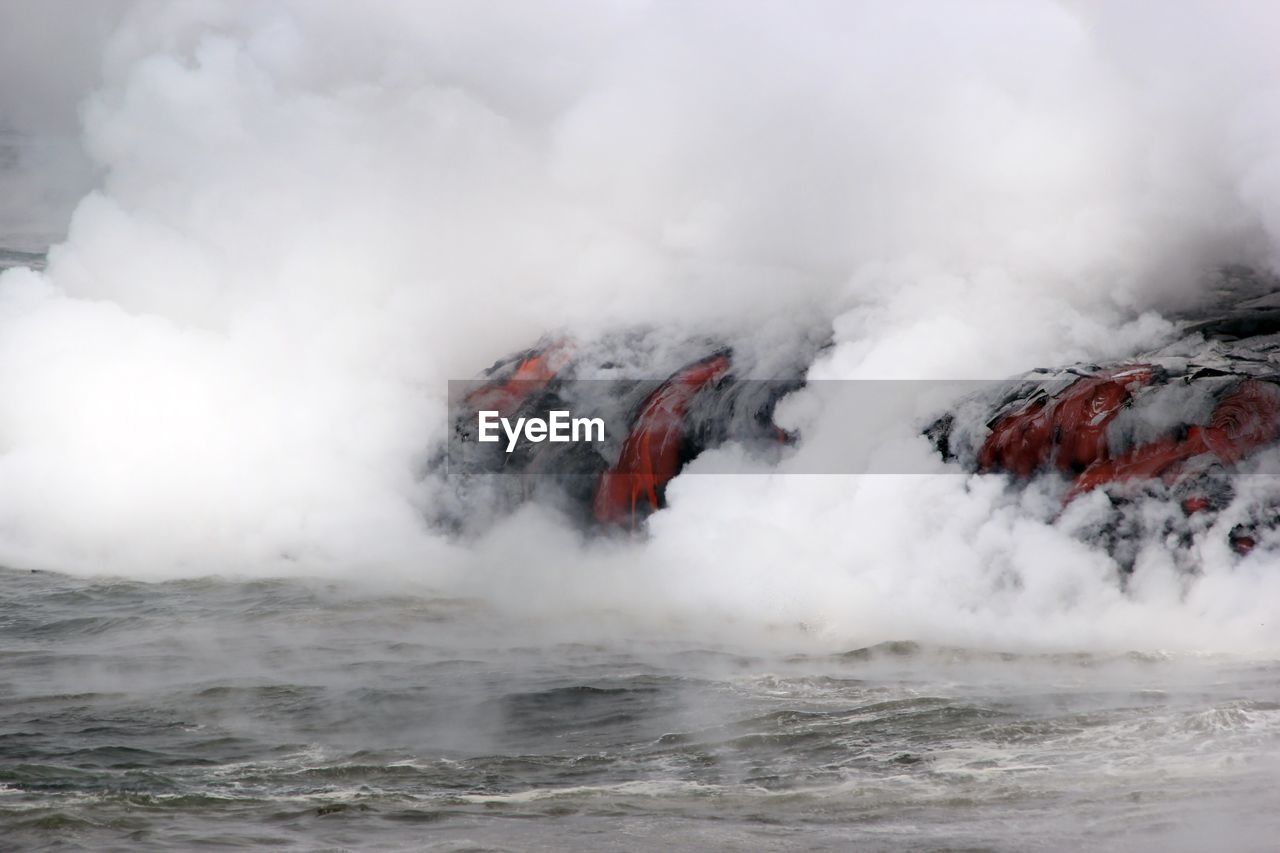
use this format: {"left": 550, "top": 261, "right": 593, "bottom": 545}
{"left": 3, "top": 567, "right": 1280, "bottom": 852}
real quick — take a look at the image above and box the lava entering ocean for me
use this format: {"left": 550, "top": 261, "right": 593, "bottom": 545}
{"left": 445, "top": 270, "right": 1280, "bottom": 566}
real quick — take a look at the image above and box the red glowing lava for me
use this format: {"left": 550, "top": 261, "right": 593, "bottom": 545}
{"left": 593, "top": 353, "right": 731, "bottom": 528}
{"left": 463, "top": 340, "right": 572, "bottom": 417}
{"left": 1067, "top": 379, "right": 1280, "bottom": 500}
{"left": 978, "top": 366, "right": 1156, "bottom": 477}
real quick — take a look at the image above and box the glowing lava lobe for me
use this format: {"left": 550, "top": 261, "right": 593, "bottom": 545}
{"left": 977, "top": 366, "right": 1156, "bottom": 477}
{"left": 1067, "top": 379, "right": 1280, "bottom": 500}
{"left": 463, "top": 340, "right": 571, "bottom": 417}
{"left": 593, "top": 352, "right": 732, "bottom": 528}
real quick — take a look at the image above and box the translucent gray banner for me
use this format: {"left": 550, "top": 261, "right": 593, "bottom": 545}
{"left": 442, "top": 378, "right": 1028, "bottom": 477}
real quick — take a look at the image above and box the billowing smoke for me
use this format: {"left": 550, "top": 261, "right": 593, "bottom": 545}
{"left": 2, "top": 0, "right": 1280, "bottom": 650}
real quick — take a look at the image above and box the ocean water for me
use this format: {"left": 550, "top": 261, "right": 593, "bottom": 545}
{"left": 3, "top": 566, "right": 1279, "bottom": 852}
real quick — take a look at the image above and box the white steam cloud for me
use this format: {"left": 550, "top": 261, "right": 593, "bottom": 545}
{"left": 2, "top": 0, "right": 1280, "bottom": 651}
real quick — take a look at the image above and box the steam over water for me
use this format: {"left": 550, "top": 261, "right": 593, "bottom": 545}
{"left": 6, "top": 568, "right": 1280, "bottom": 851}
{"left": 4, "top": 1, "right": 1280, "bottom": 848}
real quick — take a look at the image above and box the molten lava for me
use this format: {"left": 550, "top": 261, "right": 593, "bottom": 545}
{"left": 978, "top": 366, "right": 1156, "bottom": 477}
{"left": 1067, "top": 379, "right": 1280, "bottom": 500}
{"left": 592, "top": 353, "right": 732, "bottom": 528}
{"left": 463, "top": 340, "right": 571, "bottom": 417}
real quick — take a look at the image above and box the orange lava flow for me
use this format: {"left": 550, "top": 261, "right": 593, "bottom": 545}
{"left": 1066, "top": 379, "right": 1280, "bottom": 500}
{"left": 592, "top": 353, "right": 731, "bottom": 528}
{"left": 464, "top": 340, "right": 572, "bottom": 418}
{"left": 977, "top": 366, "right": 1156, "bottom": 477}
